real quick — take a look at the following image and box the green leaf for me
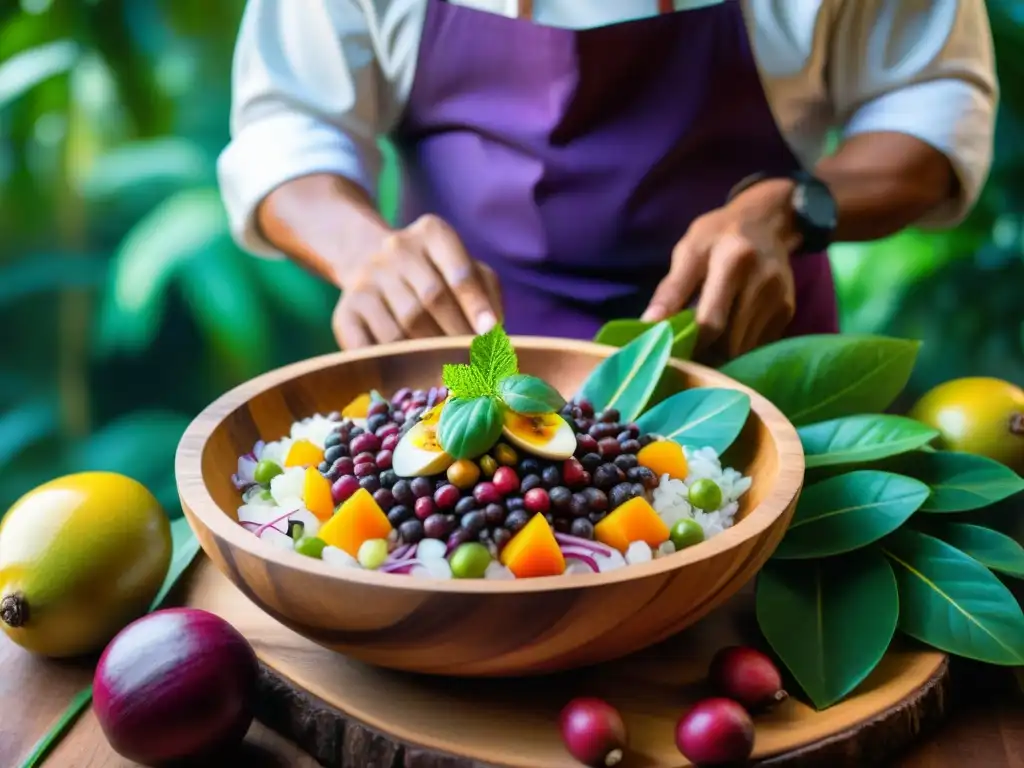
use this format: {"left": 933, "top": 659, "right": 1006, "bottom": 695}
{"left": 77, "top": 137, "right": 212, "bottom": 200}
{"left": 593, "top": 310, "right": 698, "bottom": 359}
{"left": 773, "top": 471, "right": 930, "bottom": 559}
{"left": 498, "top": 373, "right": 566, "bottom": 415}
{"left": 719, "top": 335, "right": 920, "bottom": 426}
{"left": 442, "top": 364, "right": 491, "bottom": 399}
{"left": 882, "top": 528, "right": 1024, "bottom": 665}
{"left": 437, "top": 396, "right": 505, "bottom": 460}
{"left": 470, "top": 325, "right": 518, "bottom": 389}
{"left": 756, "top": 549, "right": 898, "bottom": 710}
{"left": 798, "top": 415, "right": 940, "bottom": 469}
{"left": 634, "top": 388, "right": 750, "bottom": 454}
{"left": 901, "top": 451, "right": 1024, "bottom": 513}
{"left": 16, "top": 686, "right": 93, "bottom": 768}
{"left": 0, "top": 40, "right": 79, "bottom": 110}
{"left": 0, "top": 256, "right": 108, "bottom": 307}
{"left": 577, "top": 321, "right": 673, "bottom": 422}
{"left": 151, "top": 516, "right": 202, "bottom": 610}
{"left": 923, "top": 522, "right": 1024, "bottom": 579}
{"left": 0, "top": 397, "right": 59, "bottom": 471}
{"left": 249, "top": 257, "right": 334, "bottom": 327}
{"left": 95, "top": 187, "right": 228, "bottom": 355}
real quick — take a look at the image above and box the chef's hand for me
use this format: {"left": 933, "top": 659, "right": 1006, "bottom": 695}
{"left": 641, "top": 179, "right": 800, "bottom": 359}
{"left": 332, "top": 214, "right": 503, "bottom": 349}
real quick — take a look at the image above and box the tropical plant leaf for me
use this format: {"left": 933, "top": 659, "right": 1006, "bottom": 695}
{"left": 577, "top": 321, "right": 673, "bottom": 422}
{"left": 0, "top": 40, "right": 79, "bottom": 109}
{"left": 77, "top": 137, "right": 212, "bottom": 200}
{"left": 756, "top": 549, "right": 898, "bottom": 710}
{"left": 719, "top": 335, "right": 920, "bottom": 426}
{"left": 773, "top": 471, "right": 930, "bottom": 559}
{"left": 634, "top": 388, "right": 750, "bottom": 454}
{"left": 95, "top": 187, "right": 229, "bottom": 356}
{"left": 0, "top": 256, "right": 108, "bottom": 307}
{"left": 882, "top": 528, "right": 1024, "bottom": 665}
{"left": 151, "top": 516, "right": 202, "bottom": 610}
{"left": 593, "top": 310, "right": 698, "bottom": 359}
{"left": 922, "top": 522, "right": 1024, "bottom": 579}
{"left": 899, "top": 451, "right": 1024, "bottom": 513}
{"left": 798, "top": 415, "right": 939, "bottom": 469}
{"left": 0, "top": 396, "right": 59, "bottom": 470}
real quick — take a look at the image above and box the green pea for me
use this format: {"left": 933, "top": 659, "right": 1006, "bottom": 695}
{"left": 259, "top": 489, "right": 274, "bottom": 501}
{"left": 478, "top": 455, "right": 498, "bottom": 478}
{"left": 357, "top": 538, "right": 389, "bottom": 570}
{"left": 670, "top": 518, "right": 705, "bottom": 550}
{"left": 688, "top": 478, "right": 723, "bottom": 511}
{"left": 254, "top": 459, "right": 284, "bottom": 486}
{"left": 450, "top": 542, "right": 492, "bottom": 579}
{"left": 294, "top": 536, "right": 327, "bottom": 559}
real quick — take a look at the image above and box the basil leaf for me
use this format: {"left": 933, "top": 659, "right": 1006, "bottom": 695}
{"left": 900, "top": 451, "right": 1024, "bottom": 513}
{"left": 923, "top": 522, "right": 1024, "bottom": 579}
{"left": 756, "top": 549, "right": 898, "bottom": 710}
{"left": 634, "top": 388, "right": 750, "bottom": 454}
{"left": 720, "top": 335, "right": 920, "bottom": 426}
{"left": 798, "top": 415, "right": 939, "bottom": 469}
{"left": 498, "top": 373, "right": 566, "bottom": 415}
{"left": 437, "top": 396, "right": 504, "bottom": 460}
{"left": 773, "top": 471, "right": 930, "bottom": 560}
{"left": 578, "top": 321, "right": 673, "bottom": 422}
{"left": 883, "top": 528, "right": 1024, "bottom": 665}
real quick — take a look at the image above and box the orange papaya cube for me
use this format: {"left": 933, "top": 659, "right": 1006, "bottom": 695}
{"left": 302, "top": 467, "right": 334, "bottom": 521}
{"left": 318, "top": 488, "right": 393, "bottom": 557}
{"left": 636, "top": 440, "right": 688, "bottom": 481}
{"left": 594, "top": 497, "right": 670, "bottom": 552}
{"left": 500, "top": 513, "right": 566, "bottom": 578}
{"left": 342, "top": 393, "right": 372, "bottom": 420}
{"left": 285, "top": 439, "right": 325, "bottom": 468}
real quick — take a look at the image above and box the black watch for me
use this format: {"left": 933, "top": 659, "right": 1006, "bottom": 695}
{"left": 726, "top": 170, "right": 837, "bottom": 255}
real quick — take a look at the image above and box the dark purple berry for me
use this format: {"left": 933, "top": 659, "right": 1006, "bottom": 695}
{"left": 434, "top": 484, "right": 461, "bottom": 510}
{"left": 391, "top": 387, "right": 412, "bottom": 405}
{"left": 381, "top": 433, "right": 399, "bottom": 452}
{"left": 414, "top": 496, "right": 436, "bottom": 521}
{"left": 353, "top": 451, "right": 375, "bottom": 465}
{"left": 638, "top": 434, "right": 657, "bottom": 447}
{"left": 392, "top": 479, "right": 414, "bottom": 505}
{"left": 376, "top": 423, "right": 400, "bottom": 440}
{"left": 589, "top": 510, "right": 608, "bottom": 524}
{"left": 521, "top": 474, "right": 543, "bottom": 493}
{"left": 368, "top": 400, "right": 390, "bottom": 417}
{"left": 473, "top": 482, "right": 502, "bottom": 506}
{"left": 331, "top": 475, "right": 360, "bottom": 503}
{"left": 424, "top": 513, "right": 454, "bottom": 540}
{"left": 373, "top": 488, "right": 395, "bottom": 511}
{"left": 378, "top": 469, "right": 398, "bottom": 488}
{"left": 493, "top": 528, "right": 512, "bottom": 550}
{"left": 621, "top": 439, "right": 643, "bottom": 455}
{"left": 349, "top": 426, "right": 365, "bottom": 438}
{"left": 350, "top": 432, "right": 380, "bottom": 455}
{"left": 387, "top": 505, "right": 412, "bottom": 525}
{"left": 410, "top": 476, "right": 433, "bottom": 498}
{"left": 324, "top": 445, "right": 346, "bottom": 464}
{"left": 570, "top": 493, "right": 589, "bottom": 518}
{"left": 575, "top": 434, "right": 599, "bottom": 456}
{"left": 366, "top": 413, "right": 389, "bottom": 433}
{"left": 332, "top": 457, "right": 355, "bottom": 477}
{"left": 324, "top": 431, "right": 342, "bottom": 449}
{"left": 461, "top": 510, "right": 486, "bottom": 535}
{"left": 454, "top": 496, "right": 478, "bottom": 516}
{"left": 505, "top": 495, "right": 525, "bottom": 512}
{"left": 570, "top": 518, "right": 595, "bottom": 539}
{"left": 505, "top": 510, "right": 531, "bottom": 533}
{"left": 562, "top": 458, "right": 587, "bottom": 488}
{"left": 399, "top": 519, "right": 424, "bottom": 544}
{"left": 375, "top": 450, "right": 393, "bottom": 470}
{"left": 359, "top": 475, "right": 381, "bottom": 493}
{"left": 581, "top": 452, "right": 602, "bottom": 472}
{"left": 519, "top": 458, "right": 542, "bottom": 476}
{"left": 614, "top": 454, "right": 638, "bottom": 472}
{"left": 628, "top": 466, "right": 659, "bottom": 489}
{"left": 354, "top": 462, "right": 377, "bottom": 478}
{"left": 549, "top": 486, "right": 572, "bottom": 512}
{"left": 632, "top": 482, "right": 647, "bottom": 497}
{"left": 583, "top": 487, "right": 609, "bottom": 513}
{"left": 577, "top": 399, "right": 594, "bottom": 418}
{"left": 553, "top": 518, "right": 571, "bottom": 533}
{"left": 318, "top": 460, "right": 331, "bottom": 474}
{"left": 484, "top": 503, "right": 506, "bottom": 526}
{"left": 609, "top": 483, "right": 636, "bottom": 509}
{"left": 541, "top": 465, "right": 561, "bottom": 488}
{"left": 598, "top": 438, "right": 621, "bottom": 458}
{"left": 594, "top": 464, "right": 625, "bottom": 490}
{"left": 599, "top": 408, "right": 620, "bottom": 423}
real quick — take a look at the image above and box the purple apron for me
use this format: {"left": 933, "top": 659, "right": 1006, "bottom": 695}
{"left": 392, "top": 0, "right": 839, "bottom": 340}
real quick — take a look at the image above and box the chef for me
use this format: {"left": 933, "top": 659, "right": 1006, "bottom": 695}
{"left": 218, "top": 0, "right": 997, "bottom": 357}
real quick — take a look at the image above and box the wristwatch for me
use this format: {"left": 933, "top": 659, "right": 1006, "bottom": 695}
{"left": 726, "top": 170, "right": 838, "bottom": 255}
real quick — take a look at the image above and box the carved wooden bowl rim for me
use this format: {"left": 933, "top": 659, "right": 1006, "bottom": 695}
{"left": 175, "top": 335, "right": 804, "bottom": 595}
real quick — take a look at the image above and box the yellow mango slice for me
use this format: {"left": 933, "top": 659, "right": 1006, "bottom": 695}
{"left": 637, "top": 440, "right": 688, "bottom": 480}
{"left": 303, "top": 467, "right": 334, "bottom": 521}
{"left": 342, "top": 393, "right": 372, "bottom": 420}
{"left": 500, "top": 513, "right": 565, "bottom": 578}
{"left": 317, "top": 488, "right": 393, "bottom": 557}
{"left": 285, "top": 439, "right": 325, "bottom": 468}
{"left": 594, "top": 497, "right": 670, "bottom": 552}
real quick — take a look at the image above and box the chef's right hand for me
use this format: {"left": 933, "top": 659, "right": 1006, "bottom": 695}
{"left": 332, "top": 214, "right": 503, "bottom": 350}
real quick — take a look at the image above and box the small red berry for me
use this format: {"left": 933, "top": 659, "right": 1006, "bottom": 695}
{"left": 434, "top": 484, "right": 461, "bottom": 510}
{"left": 524, "top": 487, "right": 551, "bottom": 514}
{"left": 473, "top": 482, "right": 502, "bottom": 506}
{"left": 414, "top": 496, "right": 437, "bottom": 521}
{"left": 375, "top": 449, "right": 393, "bottom": 470}
{"left": 331, "top": 475, "right": 360, "bottom": 503}
{"left": 492, "top": 466, "right": 520, "bottom": 495}
{"left": 563, "top": 458, "right": 587, "bottom": 488}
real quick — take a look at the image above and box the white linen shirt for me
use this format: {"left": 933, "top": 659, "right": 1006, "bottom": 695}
{"left": 218, "top": 0, "right": 999, "bottom": 258}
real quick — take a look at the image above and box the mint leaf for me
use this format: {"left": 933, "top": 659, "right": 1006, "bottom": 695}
{"left": 442, "top": 363, "right": 490, "bottom": 398}
{"left": 470, "top": 325, "right": 518, "bottom": 390}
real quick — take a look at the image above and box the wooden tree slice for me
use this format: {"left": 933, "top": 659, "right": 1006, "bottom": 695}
{"left": 183, "top": 558, "right": 950, "bottom": 767}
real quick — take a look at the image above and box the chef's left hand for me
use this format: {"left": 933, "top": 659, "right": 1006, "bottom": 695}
{"left": 641, "top": 178, "right": 801, "bottom": 359}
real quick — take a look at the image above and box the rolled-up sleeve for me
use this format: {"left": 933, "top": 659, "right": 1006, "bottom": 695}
{"left": 829, "top": 0, "right": 998, "bottom": 228}
{"left": 217, "top": 0, "right": 383, "bottom": 256}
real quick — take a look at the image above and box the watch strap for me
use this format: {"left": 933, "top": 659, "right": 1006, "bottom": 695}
{"left": 726, "top": 170, "right": 837, "bottom": 255}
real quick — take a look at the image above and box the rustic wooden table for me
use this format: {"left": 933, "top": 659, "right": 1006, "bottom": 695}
{"left": 3, "top": 635, "right": 1021, "bottom": 768}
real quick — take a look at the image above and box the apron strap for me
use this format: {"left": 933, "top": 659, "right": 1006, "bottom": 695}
{"left": 658, "top": 0, "right": 674, "bottom": 13}
{"left": 518, "top": 0, "right": 532, "bottom": 18}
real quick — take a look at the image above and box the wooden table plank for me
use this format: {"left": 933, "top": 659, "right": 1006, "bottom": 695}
{"left": 3, "top": 627, "right": 1022, "bottom": 767}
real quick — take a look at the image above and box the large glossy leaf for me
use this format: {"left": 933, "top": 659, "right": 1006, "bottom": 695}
{"left": 923, "top": 522, "right": 1024, "bottom": 579}
{"left": 798, "top": 415, "right": 939, "bottom": 469}
{"left": 77, "top": 137, "right": 212, "bottom": 200}
{"left": 719, "top": 335, "right": 920, "bottom": 426}
{"left": 634, "top": 388, "right": 750, "bottom": 453}
{"left": 594, "top": 311, "right": 698, "bottom": 360}
{"left": 773, "top": 471, "right": 930, "bottom": 559}
{"left": 95, "top": 187, "right": 228, "bottom": 355}
{"left": 578, "top": 321, "right": 673, "bottom": 422}
{"left": 0, "top": 40, "right": 79, "bottom": 109}
{"left": 0, "top": 397, "right": 59, "bottom": 470}
{"left": 882, "top": 528, "right": 1024, "bottom": 665}
{"left": 756, "top": 549, "right": 898, "bottom": 710}
{"left": 0, "top": 256, "right": 108, "bottom": 307}
{"left": 151, "top": 516, "right": 202, "bottom": 610}
{"left": 901, "top": 451, "right": 1024, "bottom": 513}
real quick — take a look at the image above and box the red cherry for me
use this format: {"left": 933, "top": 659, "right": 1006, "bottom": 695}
{"left": 492, "top": 466, "right": 520, "bottom": 496}
{"left": 559, "top": 697, "right": 627, "bottom": 767}
{"left": 708, "top": 646, "right": 787, "bottom": 711}
{"left": 675, "top": 698, "right": 754, "bottom": 766}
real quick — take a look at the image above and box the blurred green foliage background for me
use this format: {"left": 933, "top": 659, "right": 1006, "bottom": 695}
{"left": 1, "top": 0, "right": 1023, "bottom": 515}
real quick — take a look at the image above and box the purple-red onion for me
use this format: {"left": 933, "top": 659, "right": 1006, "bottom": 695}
{"left": 253, "top": 509, "right": 298, "bottom": 538}
{"left": 379, "top": 558, "right": 420, "bottom": 574}
{"left": 93, "top": 608, "right": 259, "bottom": 765}
{"left": 560, "top": 547, "right": 601, "bottom": 573}
{"left": 232, "top": 442, "right": 267, "bottom": 490}
{"left": 555, "top": 533, "right": 615, "bottom": 557}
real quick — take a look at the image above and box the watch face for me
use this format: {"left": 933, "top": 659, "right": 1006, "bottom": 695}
{"left": 800, "top": 180, "right": 838, "bottom": 230}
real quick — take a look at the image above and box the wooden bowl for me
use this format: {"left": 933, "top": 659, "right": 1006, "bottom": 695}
{"left": 175, "top": 337, "right": 803, "bottom": 677}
